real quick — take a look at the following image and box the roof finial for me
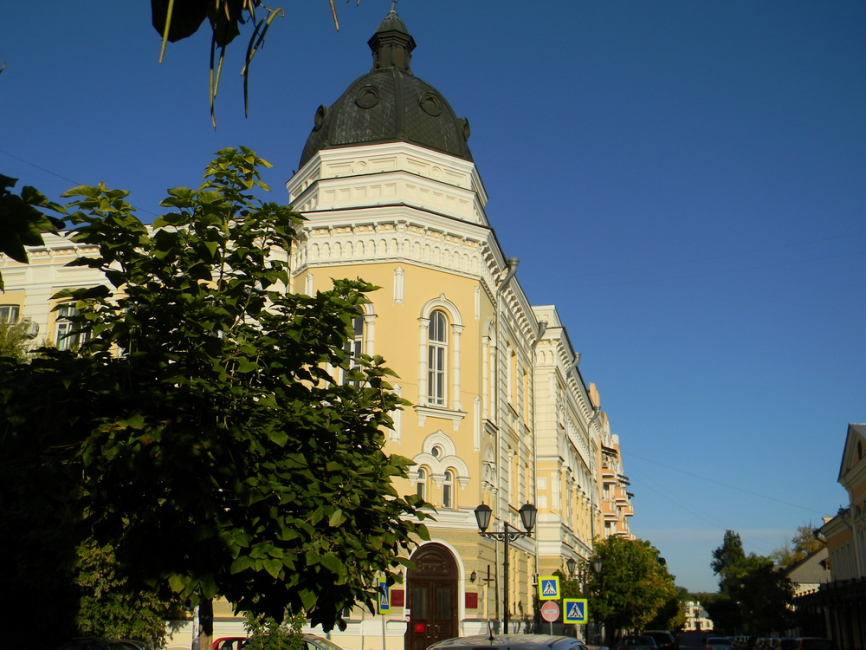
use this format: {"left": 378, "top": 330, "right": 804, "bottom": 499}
{"left": 369, "top": 4, "right": 415, "bottom": 73}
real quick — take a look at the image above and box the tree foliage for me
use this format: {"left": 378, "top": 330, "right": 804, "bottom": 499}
{"left": 710, "top": 530, "right": 747, "bottom": 592}
{"left": 0, "top": 320, "right": 35, "bottom": 361}
{"left": 645, "top": 585, "right": 687, "bottom": 632}
{"left": 709, "top": 530, "right": 795, "bottom": 634}
{"left": 0, "top": 174, "right": 64, "bottom": 290}
{"left": 771, "top": 523, "right": 825, "bottom": 567}
{"left": 244, "top": 610, "right": 306, "bottom": 650}
{"left": 730, "top": 555, "right": 794, "bottom": 634}
{"left": 583, "top": 537, "right": 677, "bottom": 642}
{"left": 0, "top": 147, "right": 428, "bottom": 641}
{"left": 701, "top": 592, "right": 741, "bottom": 635}
{"left": 150, "top": 0, "right": 353, "bottom": 125}
{"left": 74, "top": 540, "right": 179, "bottom": 643}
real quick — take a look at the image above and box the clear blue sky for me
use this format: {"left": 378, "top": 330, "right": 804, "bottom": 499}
{"left": 3, "top": 2, "right": 864, "bottom": 593}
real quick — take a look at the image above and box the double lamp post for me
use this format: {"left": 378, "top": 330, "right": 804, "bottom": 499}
{"left": 473, "top": 502, "right": 537, "bottom": 635}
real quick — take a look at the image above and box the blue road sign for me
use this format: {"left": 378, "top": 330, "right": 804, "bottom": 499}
{"left": 563, "top": 598, "right": 588, "bottom": 624}
{"left": 538, "top": 576, "right": 560, "bottom": 600}
{"left": 379, "top": 580, "right": 391, "bottom": 614}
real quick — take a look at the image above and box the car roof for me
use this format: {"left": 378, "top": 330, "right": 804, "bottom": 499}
{"left": 428, "top": 635, "right": 586, "bottom": 650}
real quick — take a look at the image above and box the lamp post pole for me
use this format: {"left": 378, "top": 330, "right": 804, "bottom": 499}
{"left": 474, "top": 503, "right": 537, "bottom": 635}
{"left": 592, "top": 558, "right": 603, "bottom": 645}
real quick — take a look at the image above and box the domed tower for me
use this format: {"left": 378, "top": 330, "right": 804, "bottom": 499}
{"left": 287, "top": 6, "right": 489, "bottom": 230}
{"left": 298, "top": 6, "right": 473, "bottom": 168}
{"left": 285, "top": 9, "right": 543, "bottom": 650}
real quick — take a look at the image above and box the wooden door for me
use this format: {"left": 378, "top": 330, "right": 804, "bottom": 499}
{"left": 404, "top": 543, "right": 459, "bottom": 650}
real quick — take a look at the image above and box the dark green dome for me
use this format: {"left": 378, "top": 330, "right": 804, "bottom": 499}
{"left": 299, "top": 8, "right": 472, "bottom": 168}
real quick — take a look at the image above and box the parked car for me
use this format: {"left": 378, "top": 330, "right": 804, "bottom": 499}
{"left": 643, "top": 631, "right": 678, "bottom": 650}
{"left": 616, "top": 636, "right": 659, "bottom": 650}
{"left": 303, "top": 635, "right": 348, "bottom": 650}
{"left": 213, "top": 639, "right": 248, "bottom": 650}
{"left": 427, "top": 634, "right": 589, "bottom": 650}
{"left": 704, "top": 638, "right": 736, "bottom": 650}
{"left": 794, "top": 639, "right": 834, "bottom": 650}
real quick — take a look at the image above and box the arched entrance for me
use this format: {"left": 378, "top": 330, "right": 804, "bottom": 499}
{"left": 404, "top": 543, "right": 459, "bottom": 650}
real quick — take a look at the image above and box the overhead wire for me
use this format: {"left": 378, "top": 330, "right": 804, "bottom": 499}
{"left": 0, "top": 148, "right": 160, "bottom": 219}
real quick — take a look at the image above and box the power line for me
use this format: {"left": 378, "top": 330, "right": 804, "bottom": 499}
{"left": 0, "top": 148, "right": 81, "bottom": 186}
{"left": 623, "top": 450, "right": 829, "bottom": 517}
{"left": 1, "top": 148, "right": 160, "bottom": 219}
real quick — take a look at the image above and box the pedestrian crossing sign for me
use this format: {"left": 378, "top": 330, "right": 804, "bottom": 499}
{"left": 378, "top": 579, "right": 391, "bottom": 614}
{"left": 538, "top": 576, "right": 560, "bottom": 600}
{"left": 563, "top": 598, "right": 588, "bottom": 624}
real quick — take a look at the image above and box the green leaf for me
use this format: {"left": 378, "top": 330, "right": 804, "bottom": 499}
{"left": 328, "top": 508, "right": 346, "bottom": 528}
{"left": 231, "top": 556, "right": 255, "bottom": 575}
{"left": 168, "top": 574, "right": 187, "bottom": 594}
{"left": 262, "top": 559, "right": 283, "bottom": 579}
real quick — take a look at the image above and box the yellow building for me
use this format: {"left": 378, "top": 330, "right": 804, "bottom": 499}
{"left": 284, "top": 8, "right": 633, "bottom": 649}
{"left": 0, "top": 7, "right": 634, "bottom": 650}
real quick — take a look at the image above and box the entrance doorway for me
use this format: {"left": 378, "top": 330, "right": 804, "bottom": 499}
{"left": 404, "top": 543, "right": 459, "bottom": 650}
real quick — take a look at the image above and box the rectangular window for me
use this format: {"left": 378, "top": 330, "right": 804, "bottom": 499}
{"left": 0, "top": 305, "right": 20, "bottom": 323}
{"left": 56, "top": 304, "right": 90, "bottom": 351}
{"left": 342, "top": 316, "right": 364, "bottom": 386}
{"left": 428, "top": 345, "right": 445, "bottom": 405}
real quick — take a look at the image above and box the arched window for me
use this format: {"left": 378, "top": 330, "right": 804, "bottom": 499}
{"left": 442, "top": 469, "right": 455, "bottom": 509}
{"left": 416, "top": 468, "right": 428, "bottom": 500}
{"left": 427, "top": 310, "right": 448, "bottom": 406}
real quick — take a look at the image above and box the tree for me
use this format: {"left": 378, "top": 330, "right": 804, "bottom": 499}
{"left": 244, "top": 610, "right": 306, "bottom": 650}
{"left": 74, "top": 540, "right": 180, "bottom": 644}
{"left": 151, "top": 0, "right": 354, "bottom": 125}
{"left": 0, "top": 319, "right": 34, "bottom": 361}
{"left": 711, "top": 530, "right": 747, "bottom": 592}
{"left": 728, "top": 555, "right": 794, "bottom": 634}
{"left": 708, "top": 531, "right": 795, "bottom": 635}
{"left": 0, "top": 147, "right": 428, "bottom": 645}
{"left": 771, "top": 523, "right": 825, "bottom": 566}
{"left": 701, "top": 592, "right": 741, "bottom": 635}
{"left": 0, "top": 174, "right": 64, "bottom": 291}
{"left": 583, "top": 537, "right": 677, "bottom": 643}
{"left": 645, "top": 585, "right": 687, "bottom": 632}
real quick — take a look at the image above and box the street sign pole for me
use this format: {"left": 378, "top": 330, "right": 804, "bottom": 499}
{"left": 540, "top": 600, "right": 560, "bottom": 636}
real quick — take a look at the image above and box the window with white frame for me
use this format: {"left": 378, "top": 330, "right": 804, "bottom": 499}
{"left": 427, "top": 310, "right": 448, "bottom": 406}
{"left": 442, "top": 469, "right": 455, "bottom": 509}
{"left": 342, "top": 316, "right": 364, "bottom": 385}
{"left": 0, "top": 305, "right": 20, "bottom": 323}
{"left": 56, "top": 303, "right": 89, "bottom": 351}
{"left": 416, "top": 468, "right": 428, "bottom": 501}
{"left": 506, "top": 344, "right": 515, "bottom": 404}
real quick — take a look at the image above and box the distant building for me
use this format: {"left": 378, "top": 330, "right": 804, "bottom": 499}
{"left": 785, "top": 547, "right": 831, "bottom": 598}
{"left": 683, "top": 601, "right": 713, "bottom": 632}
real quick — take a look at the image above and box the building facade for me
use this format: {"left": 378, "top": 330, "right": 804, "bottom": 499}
{"left": 285, "top": 9, "right": 632, "bottom": 648}
{"left": 0, "top": 8, "right": 634, "bottom": 650}
{"left": 796, "top": 424, "right": 866, "bottom": 648}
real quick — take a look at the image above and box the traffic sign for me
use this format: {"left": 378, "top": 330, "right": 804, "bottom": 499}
{"left": 378, "top": 579, "right": 391, "bottom": 614}
{"left": 541, "top": 600, "right": 560, "bottom": 623}
{"left": 563, "top": 598, "right": 588, "bottom": 624}
{"left": 538, "top": 576, "right": 560, "bottom": 600}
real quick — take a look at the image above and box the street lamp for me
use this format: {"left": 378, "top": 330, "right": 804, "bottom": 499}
{"left": 474, "top": 502, "right": 537, "bottom": 634}
{"left": 592, "top": 558, "right": 603, "bottom": 644}
{"left": 566, "top": 557, "right": 577, "bottom": 578}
